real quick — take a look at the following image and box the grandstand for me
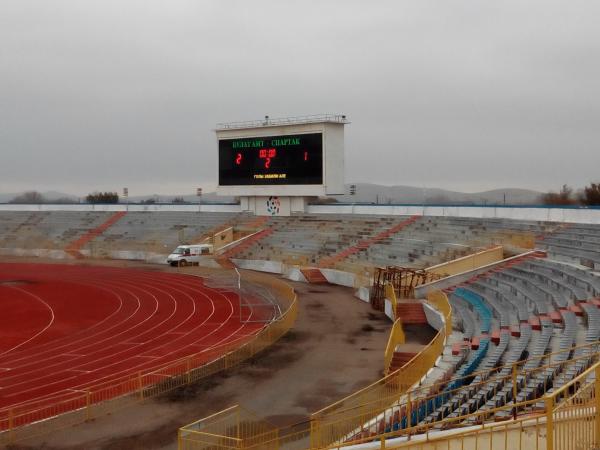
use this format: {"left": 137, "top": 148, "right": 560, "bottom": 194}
{"left": 1, "top": 203, "right": 600, "bottom": 450}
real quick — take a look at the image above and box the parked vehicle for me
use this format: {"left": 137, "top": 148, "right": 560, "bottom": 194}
{"left": 166, "top": 244, "right": 213, "bottom": 266}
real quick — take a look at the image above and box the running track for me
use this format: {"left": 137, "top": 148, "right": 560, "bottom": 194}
{"left": 0, "top": 263, "right": 273, "bottom": 428}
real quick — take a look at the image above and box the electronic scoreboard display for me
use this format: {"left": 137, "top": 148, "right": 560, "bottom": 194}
{"left": 218, "top": 132, "right": 323, "bottom": 186}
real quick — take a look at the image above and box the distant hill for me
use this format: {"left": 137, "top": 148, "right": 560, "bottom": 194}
{"left": 0, "top": 190, "right": 236, "bottom": 204}
{"left": 0, "top": 185, "right": 543, "bottom": 206}
{"left": 333, "top": 184, "right": 543, "bottom": 205}
{"left": 0, "top": 191, "right": 79, "bottom": 203}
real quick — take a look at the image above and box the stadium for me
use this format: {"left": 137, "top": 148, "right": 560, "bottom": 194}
{"left": 1, "top": 114, "right": 599, "bottom": 450}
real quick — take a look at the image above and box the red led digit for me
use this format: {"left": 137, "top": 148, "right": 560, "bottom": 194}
{"left": 235, "top": 153, "right": 242, "bottom": 165}
{"left": 268, "top": 148, "right": 276, "bottom": 158}
{"left": 265, "top": 157, "right": 271, "bottom": 169}
{"left": 304, "top": 151, "right": 308, "bottom": 161}
{"left": 259, "top": 149, "right": 267, "bottom": 158}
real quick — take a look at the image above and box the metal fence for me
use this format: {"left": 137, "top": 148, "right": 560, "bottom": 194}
{"left": 178, "top": 290, "right": 452, "bottom": 450}
{"left": 0, "top": 268, "right": 298, "bottom": 446}
{"left": 178, "top": 289, "right": 600, "bottom": 450}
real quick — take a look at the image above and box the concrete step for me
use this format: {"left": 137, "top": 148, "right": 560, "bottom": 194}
{"left": 395, "top": 302, "right": 428, "bottom": 325}
{"left": 301, "top": 268, "right": 329, "bottom": 284}
{"left": 389, "top": 351, "right": 418, "bottom": 371}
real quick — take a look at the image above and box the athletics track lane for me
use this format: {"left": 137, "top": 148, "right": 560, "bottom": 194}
{"left": 0, "top": 263, "right": 274, "bottom": 427}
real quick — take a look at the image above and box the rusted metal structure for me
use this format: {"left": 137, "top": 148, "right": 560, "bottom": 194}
{"left": 371, "top": 266, "right": 443, "bottom": 310}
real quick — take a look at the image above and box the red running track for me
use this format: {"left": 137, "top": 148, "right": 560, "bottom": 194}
{"left": 0, "top": 263, "right": 274, "bottom": 428}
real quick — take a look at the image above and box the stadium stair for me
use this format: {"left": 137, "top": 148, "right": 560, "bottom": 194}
{"left": 300, "top": 268, "right": 329, "bottom": 284}
{"left": 221, "top": 227, "right": 274, "bottom": 259}
{"left": 66, "top": 211, "right": 127, "bottom": 259}
{"left": 317, "top": 215, "right": 421, "bottom": 268}
{"left": 395, "top": 302, "right": 428, "bottom": 324}
{"left": 388, "top": 351, "right": 418, "bottom": 372}
{"left": 215, "top": 257, "right": 237, "bottom": 269}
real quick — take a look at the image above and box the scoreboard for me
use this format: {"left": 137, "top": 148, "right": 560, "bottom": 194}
{"left": 215, "top": 115, "right": 346, "bottom": 202}
{"left": 218, "top": 133, "right": 323, "bottom": 186}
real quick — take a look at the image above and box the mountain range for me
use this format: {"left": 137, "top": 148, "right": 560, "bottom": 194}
{"left": 0, "top": 184, "right": 544, "bottom": 205}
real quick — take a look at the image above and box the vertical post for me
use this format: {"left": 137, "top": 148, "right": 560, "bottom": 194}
{"left": 8, "top": 409, "right": 14, "bottom": 443}
{"left": 186, "top": 358, "right": 191, "bottom": 385}
{"left": 235, "top": 267, "right": 242, "bottom": 322}
{"left": 512, "top": 363, "right": 518, "bottom": 420}
{"left": 595, "top": 365, "right": 600, "bottom": 446}
{"left": 407, "top": 391, "right": 412, "bottom": 440}
{"left": 546, "top": 396, "right": 554, "bottom": 450}
{"left": 138, "top": 372, "right": 144, "bottom": 400}
{"left": 86, "top": 390, "right": 91, "bottom": 421}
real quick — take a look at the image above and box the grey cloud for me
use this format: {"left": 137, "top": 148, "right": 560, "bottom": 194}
{"left": 1, "top": 0, "right": 599, "bottom": 195}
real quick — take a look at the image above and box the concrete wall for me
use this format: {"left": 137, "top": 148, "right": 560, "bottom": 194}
{"left": 2, "top": 203, "right": 600, "bottom": 224}
{"left": 423, "top": 302, "right": 444, "bottom": 331}
{"left": 319, "top": 268, "right": 356, "bottom": 288}
{"left": 230, "top": 258, "right": 283, "bottom": 273}
{"left": 426, "top": 246, "right": 504, "bottom": 277}
{"left": 0, "top": 203, "right": 240, "bottom": 212}
{"left": 308, "top": 204, "right": 600, "bottom": 225}
{"left": 415, "top": 250, "right": 540, "bottom": 297}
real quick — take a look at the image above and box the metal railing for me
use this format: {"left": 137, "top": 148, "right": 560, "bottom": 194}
{"left": 374, "top": 360, "right": 600, "bottom": 450}
{"left": 0, "top": 269, "right": 298, "bottom": 445}
{"left": 384, "top": 319, "right": 406, "bottom": 376}
{"left": 320, "top": 340, "right": 600, "bottom": 450}
{"left": 178, "top": 290, "right": 452, "bottom": 450}
{"left": 178, "top": 286, "right": 600, "bottom": 450}
{"left": 309, "top": 292, "right": 451, "bottom": 449}
{"left": 216, "top": 114, "right": 350, "bottom": 130}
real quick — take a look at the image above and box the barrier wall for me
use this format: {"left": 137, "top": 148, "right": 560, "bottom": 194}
{"left": 2, "top": 203, "right": 600, "bottom": 224}
{"left": 308, "top": 204, "right": 600, "bottom": 225}
{"left": 425, "top": 246, "right": 504, "bottom": 277}
{"left": 0, "top": 203, "right": 240, "bottom": 212}
{"left": 414, "top": 250, "right": 542, "bottom": 298}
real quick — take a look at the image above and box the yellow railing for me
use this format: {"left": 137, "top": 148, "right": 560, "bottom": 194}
{"left": 322, "top": 342, "right": 600, "bottom": 449}
{"left": 309, "top": 291, "right": 451, "bottom": 449}
{"left": 375, "top": 360, "right": 600, "bottom": 450}
{"left": 177, "top": 290, "right": 452, "bottom": 450}
{"left": 0, "top": 268, "right": 298, "bottom": 446}
{"left": 310, "top": 327, "right": 449, "bottom": 447}
{"left": 385, "top": 282, "right": 399, "bottom": 319}
{"left": 178, "top": 280, "right": 600, "bottom": 450}
{"left": 384, "top": 319, "right": 406, "bottom": 375}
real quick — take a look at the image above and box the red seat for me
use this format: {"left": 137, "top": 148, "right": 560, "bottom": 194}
{"left": 529, "top": 316, "right": 541, "bottom": 331}
{"left": 491, "top": 330, "right": 500, "bottom": 345}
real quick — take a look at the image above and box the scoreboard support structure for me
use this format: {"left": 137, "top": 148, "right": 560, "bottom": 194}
{"left": 216, "top": 115, "right": 348, "bottom": 216}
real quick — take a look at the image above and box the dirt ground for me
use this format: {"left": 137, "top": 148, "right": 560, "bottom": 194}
{"left": 4, "top": 257, "right": 393, "bottom": 450}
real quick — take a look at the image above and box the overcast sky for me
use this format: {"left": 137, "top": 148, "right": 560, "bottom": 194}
{"left": 1, "top": 0, "right": 599, "bottom": 196}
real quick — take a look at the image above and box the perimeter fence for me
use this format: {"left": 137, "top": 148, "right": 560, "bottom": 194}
{"left": 0, "top": 267, "right": 298, "bottom": 445}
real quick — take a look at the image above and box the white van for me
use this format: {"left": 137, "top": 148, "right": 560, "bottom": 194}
{"left": 166, "top": 244, "right": 213, "bottom": 266}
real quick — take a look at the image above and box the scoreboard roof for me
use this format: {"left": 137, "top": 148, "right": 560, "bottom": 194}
{"left": 216, "top": 114, "right": 349, "bottom": 130}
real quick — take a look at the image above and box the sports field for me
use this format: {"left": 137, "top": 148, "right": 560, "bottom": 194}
{"left": 0, "top": 263, "right": 272, "bottom": 429}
